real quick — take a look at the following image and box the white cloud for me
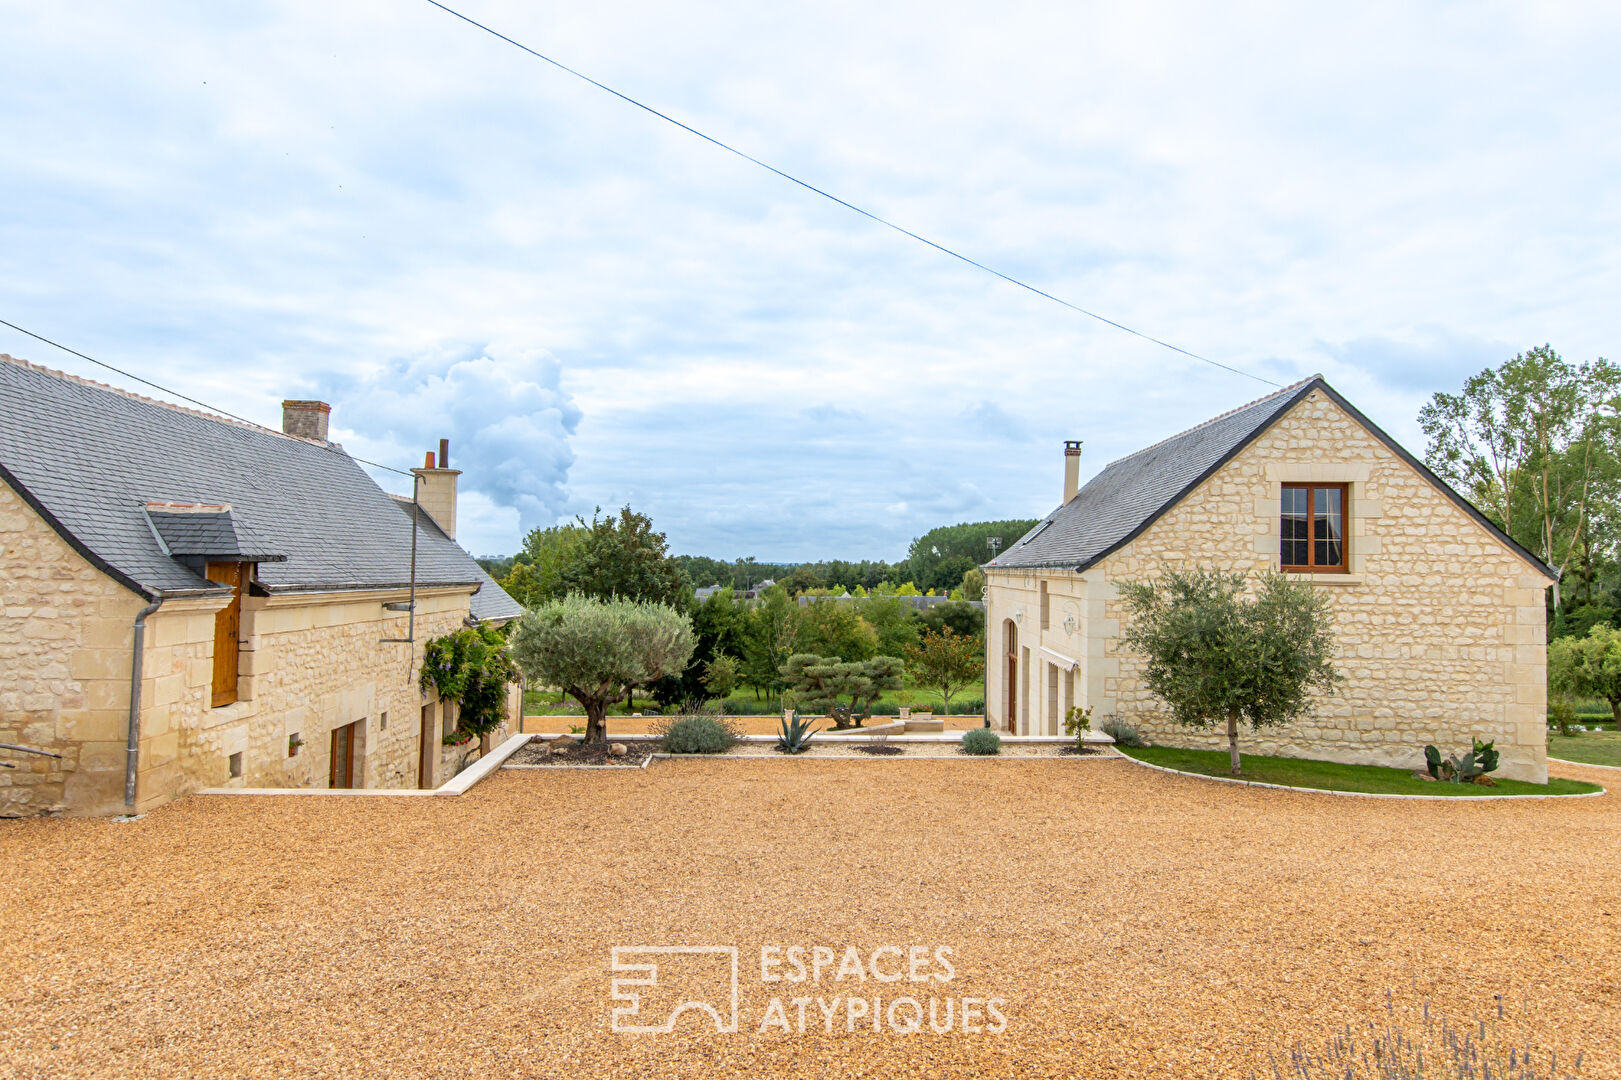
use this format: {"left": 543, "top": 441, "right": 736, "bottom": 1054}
{"left": 0, "top": 0, "right": 1617, "bottom": 560}
{"left": 322, "top": 346, "right": 581, "bottom": 554}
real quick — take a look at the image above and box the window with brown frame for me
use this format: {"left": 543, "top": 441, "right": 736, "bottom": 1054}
{"left": 1280, "top": 484, "right": 1347, "bottom": 572}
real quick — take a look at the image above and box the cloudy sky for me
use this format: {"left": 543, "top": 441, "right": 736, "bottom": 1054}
{"left": 2, "top": 2, "right": 1617, "bottom": 560}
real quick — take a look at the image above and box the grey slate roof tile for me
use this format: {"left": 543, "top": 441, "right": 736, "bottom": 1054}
{"left": 0, "top": 355, "right": 528, "bottom": 614}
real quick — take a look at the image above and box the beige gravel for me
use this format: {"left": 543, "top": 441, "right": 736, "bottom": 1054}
{"left": 1, "top": 758, "right": 1617, "bottom": 1079}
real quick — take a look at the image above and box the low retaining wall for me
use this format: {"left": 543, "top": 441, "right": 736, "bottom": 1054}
{"left": 196, "top": 733, "right": 531, "bottom": 799}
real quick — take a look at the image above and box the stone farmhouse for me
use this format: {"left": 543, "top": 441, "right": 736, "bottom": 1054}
{"left": 984, "top": 375, "right": 1555, "bottom": 782}
{"left": 0, "top": 355, "right": 523, "bottom": 816}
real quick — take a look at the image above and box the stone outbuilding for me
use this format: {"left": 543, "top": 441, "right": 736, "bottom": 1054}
{"left": 983, "top": 375, "right": 1555, "bottom": 782}
{"left": 0, "top": 355, "right": 523, "bottom": 816}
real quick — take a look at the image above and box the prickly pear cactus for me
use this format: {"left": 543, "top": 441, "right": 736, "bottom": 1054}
{"left": 1424, "top": 744, "right": 1442, "bottom": 779}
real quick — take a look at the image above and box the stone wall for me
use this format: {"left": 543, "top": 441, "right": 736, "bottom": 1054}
{"left": 985, "top": 389, "right": 1551, "bottom": 782}
{"left": 0, "top": 482, "right": 144, "bottom": 815}
{"left": 0, "top": 481, "right": 512, "bottom": 815}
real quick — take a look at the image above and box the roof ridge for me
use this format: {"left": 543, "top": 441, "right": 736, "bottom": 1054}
{"left": 0, "top": 352, "right": 325, "bottom": 446}
{"left": 1100, "top": 373, "right": 1321, "bottom": 469}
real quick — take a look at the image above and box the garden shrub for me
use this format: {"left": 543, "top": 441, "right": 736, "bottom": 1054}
{"left": 961, "top": 728, "right": 1001, "bottom": 755}
{"left": 420, "top": 624, "right": 518, "bottom": 742}
{"left": 654, "top": 712, "right": 743, "bottom": 754}
{"left": 1100, "top": 716, "right": 1144, "bottom": 747}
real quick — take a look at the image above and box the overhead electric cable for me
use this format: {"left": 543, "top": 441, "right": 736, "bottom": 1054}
{"left": 0, "top": 317, "right": 415, "bottom": 477}
{"left": 421, "top": 0, "right": 1281, "bottom": 388}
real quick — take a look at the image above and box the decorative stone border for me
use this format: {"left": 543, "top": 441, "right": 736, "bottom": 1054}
{"left": 524, "top": 732, "right": 1116, "bottom": 747}
{"left": 1116, "top": 750, "right": 1608, "bottom": 801}
{"left": 198, "top": 731, "right": 533, "bottom": 797}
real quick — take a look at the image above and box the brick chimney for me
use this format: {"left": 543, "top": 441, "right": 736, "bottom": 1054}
{"left": 1063, "top": 440, "right": 1083, "bottom": 503}
{"left": 411, "top": 438, "right": 460, "bottom": 540}
{"left": 281, "top": 400, "right": 331, "bottom": 441}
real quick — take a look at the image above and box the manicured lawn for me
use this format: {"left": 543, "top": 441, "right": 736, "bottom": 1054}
{"left": 1548, "top": 731, "right": 1621, "bottom": 768}
{"left": 1120, "top": 745, "right": 1603, "bottom": 796}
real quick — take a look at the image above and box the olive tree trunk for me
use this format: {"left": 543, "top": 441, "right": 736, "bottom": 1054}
{"left": 583, "top": 701, "right": 609, "bottom": 747}
{"left": 1227, "top": 708, "right": 1242, "bottom": 776}
{"left": 1610, "top": 697, "right": 1621, "bottom": 727}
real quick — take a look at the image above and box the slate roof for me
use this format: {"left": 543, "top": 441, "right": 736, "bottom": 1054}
{"left": 385, "top": 495, "right": 523, "bottom": 622}
{"left": 0, "top": 354, "right": 527, "bottom": 616}
{"left": 987, "top": 374, "right": 1557, "bottom": 580}
{"left": 144, "top": 503, "right": 288, "bottom": 562}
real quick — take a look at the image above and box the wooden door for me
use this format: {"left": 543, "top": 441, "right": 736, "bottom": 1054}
{"left": 418, "top": 705, "right": 435, "bottom": 789}
{"left": 330, "top": 722, "right": 355, "bottom": 789}
{"left": 205, "top": 562, "right": 244, "bottom": 708}
{"left": 1003, "top": 619, "right": 1018, "bottom": 734}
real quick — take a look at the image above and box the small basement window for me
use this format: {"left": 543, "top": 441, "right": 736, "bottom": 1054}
{"left": 228, "top": 752, "right": 243, "bottom": 779}
{"left": 1281, "top": 484, "right": 1348, "bottom": 572}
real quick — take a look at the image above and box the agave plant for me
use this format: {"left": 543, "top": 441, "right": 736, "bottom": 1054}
{"left": 776, "top": 711, "right": 819, "bottom": 754}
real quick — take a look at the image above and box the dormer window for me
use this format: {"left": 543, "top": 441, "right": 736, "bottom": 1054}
{"left": 1281, "top": 484, "right": 1346, "bottom": 572}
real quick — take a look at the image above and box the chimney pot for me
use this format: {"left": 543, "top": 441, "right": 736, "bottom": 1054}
{"left": 1063, "top": 440, "right": 1083, "bottom": 503}
{"left": 424, "top": 450, "right": 435, "bottom": 469}
{"left": 281, "top": 400, "right": 331, "bottom": 442}
{"left": 438, "top": 438, "right": 450, "bottom": 469}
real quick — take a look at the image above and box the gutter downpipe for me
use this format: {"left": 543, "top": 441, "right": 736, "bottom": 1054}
{"left": 124, "top": 595, "right": 164, "bottom": 811}
{"left": 381, "top": 471, "right": 421, "bottom": 648}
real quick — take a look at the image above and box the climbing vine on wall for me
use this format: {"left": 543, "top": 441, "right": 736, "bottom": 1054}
{"left": 420, "top": 624, "right": 518, "bottom": 740}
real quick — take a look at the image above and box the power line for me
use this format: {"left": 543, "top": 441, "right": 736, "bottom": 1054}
{"left": 0, "top": 317, "right": 415, "bottom": 477}
{"left": 421, "top": 0, "right": 1281, "bottom": 388}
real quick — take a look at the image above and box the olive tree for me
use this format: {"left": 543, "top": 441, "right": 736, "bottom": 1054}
{"left": 509, "top": 595, "right": 694, "bottom": 746}
{"left": 1119, "top": 569, "right": 1340, "bottom": 775}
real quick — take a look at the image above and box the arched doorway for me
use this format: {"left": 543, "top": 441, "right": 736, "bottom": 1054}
{"left": 1003, "top": 619, "right": 1018, "bottom": 734}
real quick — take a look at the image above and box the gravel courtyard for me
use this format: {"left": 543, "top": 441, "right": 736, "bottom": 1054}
{"left": 2, "top": 756, "right": 1617, "bottom": 1079}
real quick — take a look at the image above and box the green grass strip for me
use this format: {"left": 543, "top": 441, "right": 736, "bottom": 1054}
{"left": 1120, "top": 745, "right": 1602, "bottom": 797}
{"left": 1548, "top": 732, "right": 1621, "bottom": 769}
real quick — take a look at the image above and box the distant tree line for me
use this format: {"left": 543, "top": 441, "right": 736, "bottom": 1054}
{"left": 485, "top": 506, "right": 992, "bottom": 717}
{"left": 662, "top": 518, "right": 1037, "bottom": 598}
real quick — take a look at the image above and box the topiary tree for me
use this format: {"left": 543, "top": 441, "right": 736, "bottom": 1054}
{"left": 509, "top": 595, "right": 695, "bottom": 746}
{"left": 904, "top": 626, "right": 984, "bottom": 715}
{"left": 1119, "top": 569, "right": 1340, "bottom": 775}
{"left": 782, "top": 653, "right": 904, "bottom": 728}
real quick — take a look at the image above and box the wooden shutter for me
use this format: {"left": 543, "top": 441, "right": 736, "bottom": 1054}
{"left": 206, "top": 562, "right": 244, "bottom": 707}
